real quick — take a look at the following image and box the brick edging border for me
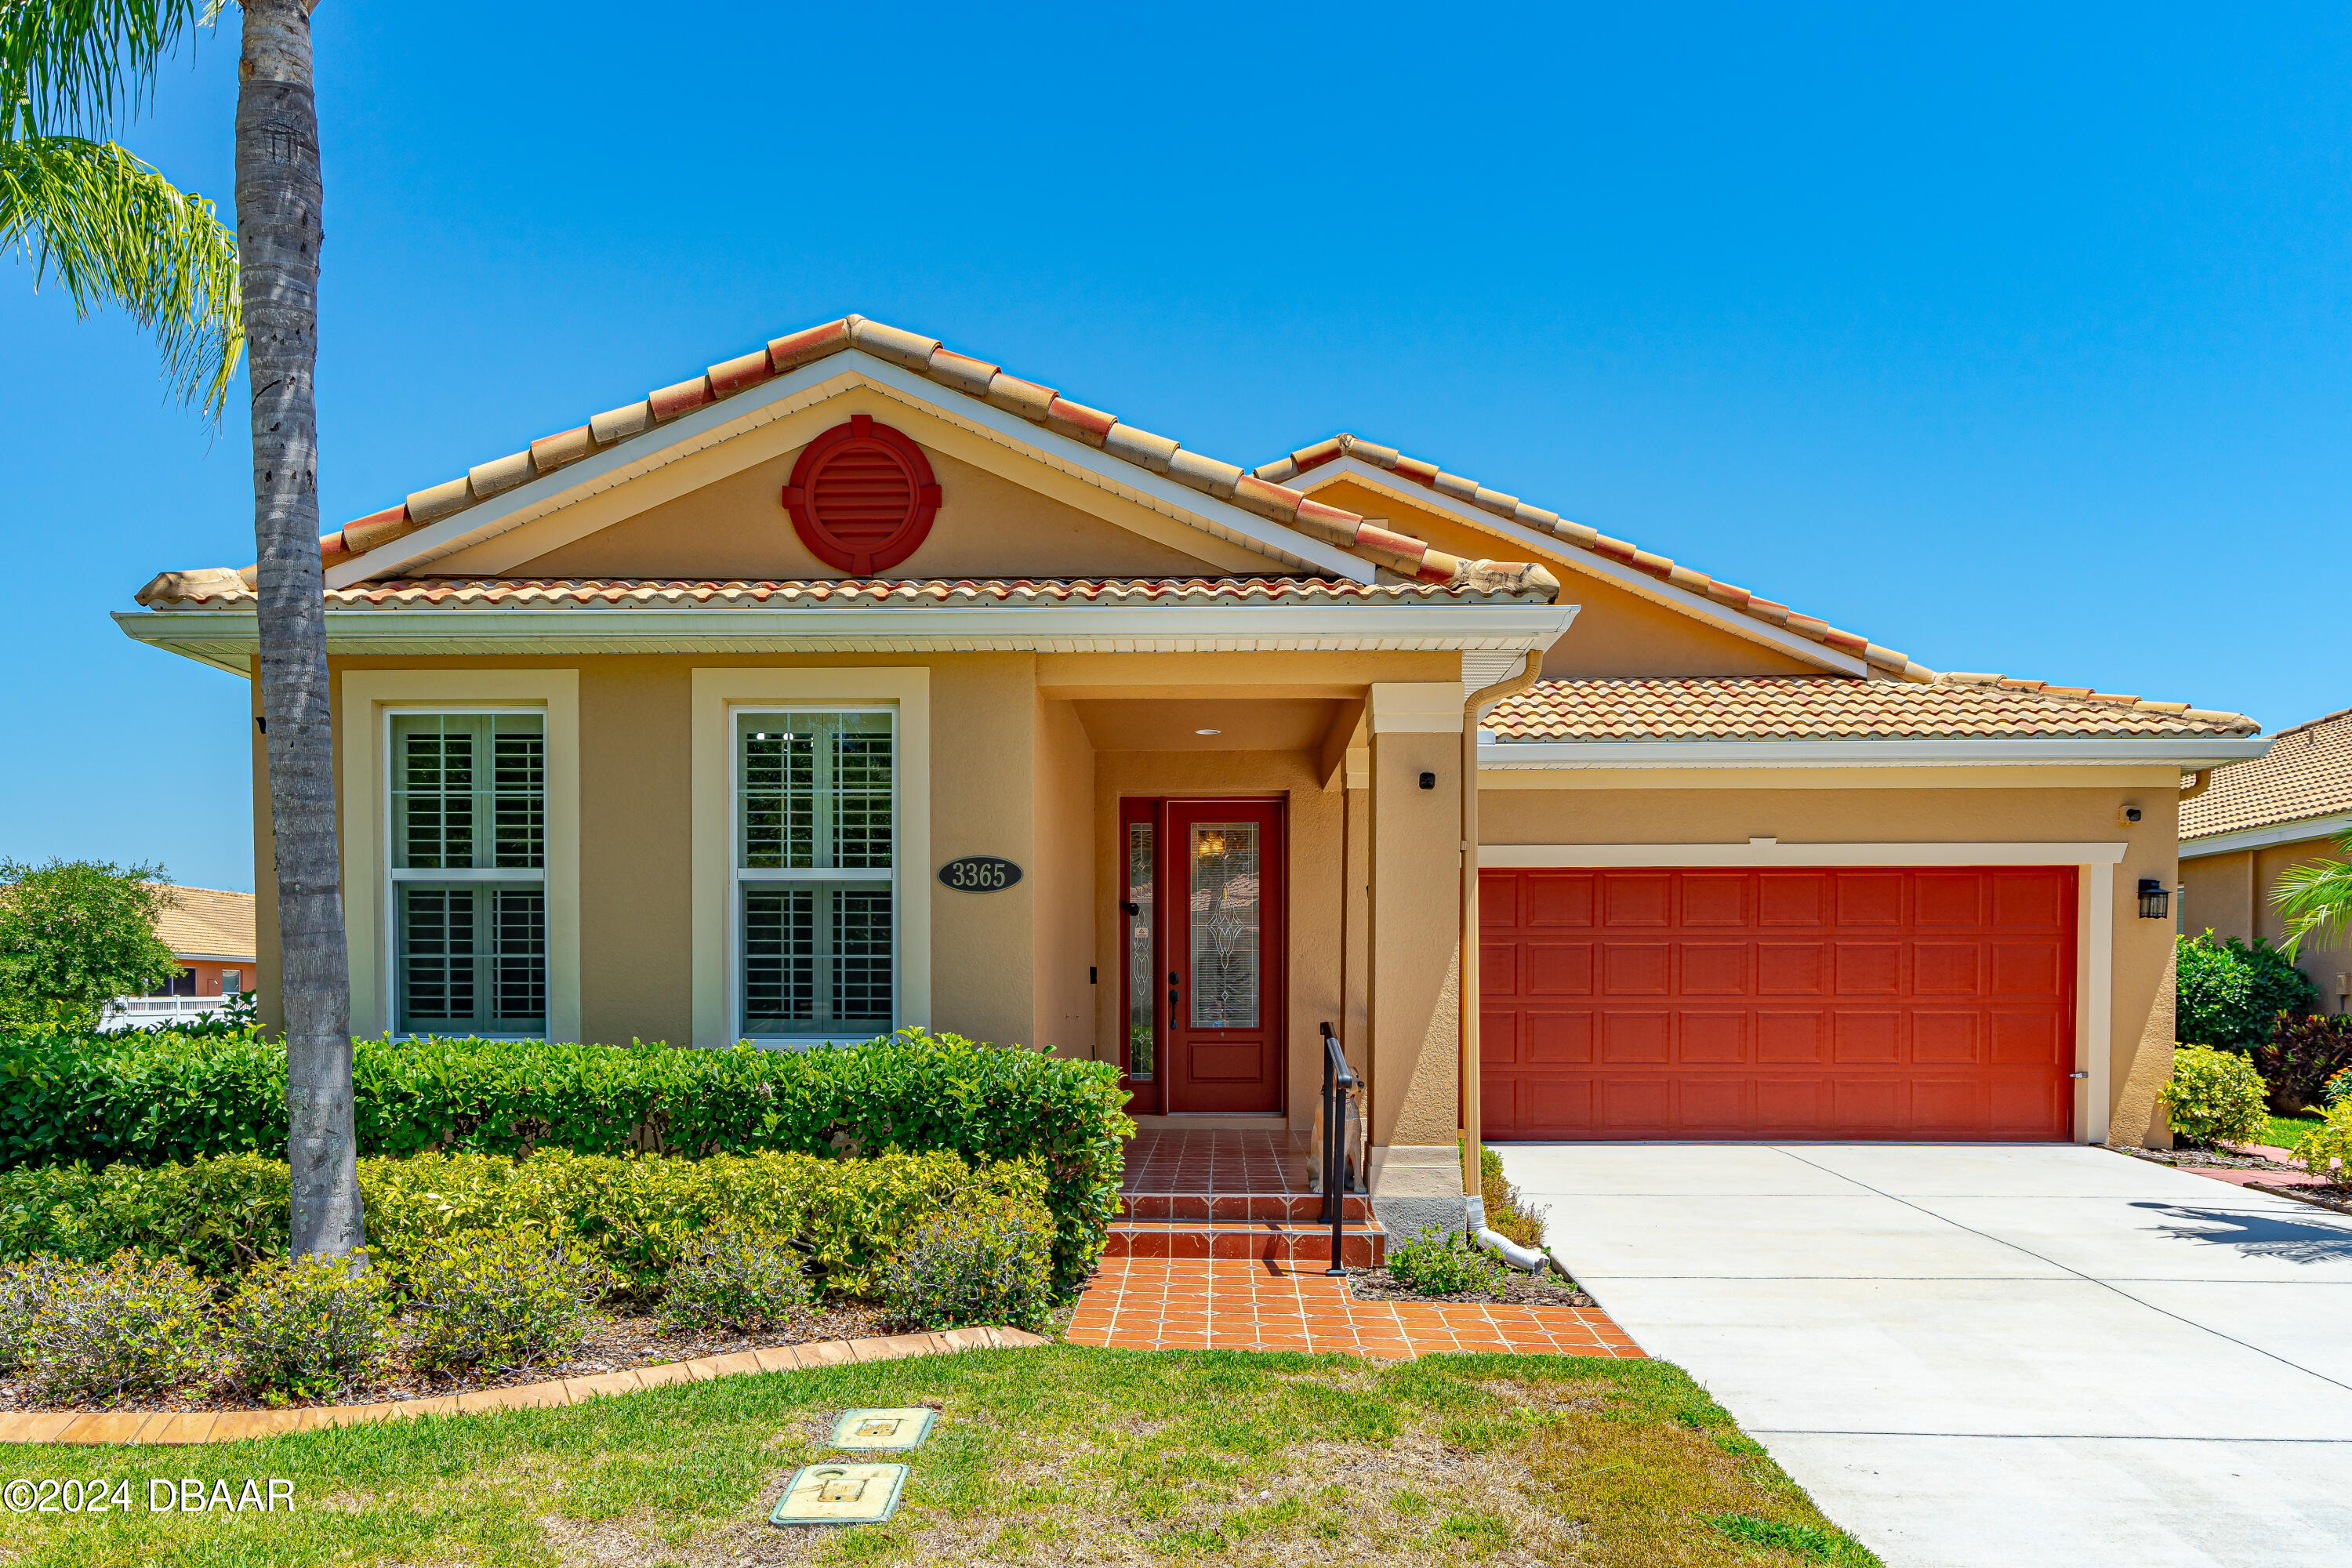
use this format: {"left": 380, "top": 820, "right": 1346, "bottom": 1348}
{"left": 0, "top": 1326, "right": 1051, "bottom": 1447}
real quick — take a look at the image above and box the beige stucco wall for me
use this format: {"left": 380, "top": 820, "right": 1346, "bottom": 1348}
{"left": 1479, "top": 775, "right": 2183, "bottom": 1145}
{"left": 1370, "top": 720, "right": 1468, "bottom": 1148}
{"left": 2181, "top": 837, "right": 2352, "bottom": 1014}
{"left": 1032, "top": 697, "right": 1097, "bottom": 1055}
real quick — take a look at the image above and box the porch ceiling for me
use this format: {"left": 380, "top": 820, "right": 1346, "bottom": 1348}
{"left": 1073, "top": 697, "right": 1341, "bottom": 753}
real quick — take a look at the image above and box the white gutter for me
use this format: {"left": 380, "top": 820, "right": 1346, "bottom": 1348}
{"left": 117, "top": 602, "right": 1578, "bottom": 677}
{"left": 2180, "top": 811, "right": 2352, "bottom": 859}
{"left": 1476, "top": 735, "right": 2274, "bottom": 769}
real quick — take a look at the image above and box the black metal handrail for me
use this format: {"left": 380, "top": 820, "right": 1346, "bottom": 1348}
{"left": 1319, "top": 1022, "right": 1358, "bottom": 1277}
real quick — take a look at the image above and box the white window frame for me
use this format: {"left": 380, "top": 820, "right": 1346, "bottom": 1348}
{"left": 728, "top": 702, "right": 901, "bottom": 1047}
{"left": 382, "top": 704, "right": 551, "bottom": 1042}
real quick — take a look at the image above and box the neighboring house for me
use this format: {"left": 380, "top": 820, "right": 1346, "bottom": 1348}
{"left": 107, "top": 884, "right": 258, "bottom": 1027}
{"left": 2180, "top": 705, "right": 2352, "bottom": 1014}
{"left": 113, "top": 314, "right": 2262, "bottom": 1221}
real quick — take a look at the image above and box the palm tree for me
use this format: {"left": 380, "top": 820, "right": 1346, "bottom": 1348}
{"left": 6, "top": 0, "right": 360, "bottom": 1260}
{"left": 2, "top": 0, "right": 241, "bottom": 409}
{"left": 2274, "top": 827, "right": 2352, "bottom": 960}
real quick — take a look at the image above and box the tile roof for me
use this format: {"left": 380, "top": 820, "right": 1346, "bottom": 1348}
{"left": 2182, "top": 705, "right": 2352, "bottom": 840}
{"left": 1257, "top": 432, "right": 1926, "bottom": 678}
{"left": 133, "top": 572, "right": 1563, "bottom": 612}
{"left": 1483, "top": 677, "right": 2261, "bottom": 743}
{"left": 165, "top": 317, "right": 1544, "bottom": 601}
{"left": 152, "top": 885, "right": 256, "bottom": 960}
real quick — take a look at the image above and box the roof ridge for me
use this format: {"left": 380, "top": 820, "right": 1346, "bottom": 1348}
{"left": 2270, "top": 702, "right": 2352, "bottom": 740}
{"left": 1261, "top": 432, "right": 2252, "bottom": 728}
{"left": 137, "top": 318, "right": 1550, "bottom": 610}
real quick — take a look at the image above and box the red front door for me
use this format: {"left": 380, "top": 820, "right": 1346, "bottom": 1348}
{"left": 1146, "top": 799, "right": 1284, "bottom": 1115}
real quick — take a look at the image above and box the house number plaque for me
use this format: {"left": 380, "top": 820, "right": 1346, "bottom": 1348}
{"left": 938, "top": 856, "right": 1022, "bottom": 891}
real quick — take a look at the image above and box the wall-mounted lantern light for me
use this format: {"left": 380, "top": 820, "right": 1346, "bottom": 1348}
{"left": 2137, "top": 878, "right": 2170, "bottom": 920}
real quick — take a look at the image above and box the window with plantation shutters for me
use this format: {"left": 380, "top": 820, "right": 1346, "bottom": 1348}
{"left": 390, "top": 712, "right": 547, "bottom": 1036}
{"left": 734, "top": 710, "right": 896, "bottom": 1041}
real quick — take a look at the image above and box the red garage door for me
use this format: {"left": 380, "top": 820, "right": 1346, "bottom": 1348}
{"left": 1480, "top": 866, "right": 2076, "bottom": 1141}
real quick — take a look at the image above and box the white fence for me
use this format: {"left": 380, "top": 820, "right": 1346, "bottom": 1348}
{"left": 101, "top": 996, "right": 240, "bottom": 1030}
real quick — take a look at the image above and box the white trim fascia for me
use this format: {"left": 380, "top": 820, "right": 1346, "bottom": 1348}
{"left": 1479, "top": 840, "right": 2131, "bottom": 867}
{"left": 2082, "top": 865, "right": 2114, "bottom": 1145}
{"left": 1292, "top": 456, "right": 1869, "bottom": 676}
{"left": 1475, "top": 736, "right": 2274, "bottom": 770}
{"left": 2180, "top": 811, "right": 2352, "bottom": 859}
{"left": 115, "top": 602, "right": 1576, "bottom": 664}
{"left": 326, "top": 353, "right": 1374, "bottom": 588}
{"left": 167, "top": 951, "right": 258, "bottom": 964}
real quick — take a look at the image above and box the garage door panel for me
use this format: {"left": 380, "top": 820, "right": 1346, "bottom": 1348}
{"left": 1758, "top": 1010, "right": 1828, "bottom": 1064}
{"left": 1835, "top": 942, "right": 1903, "bottom": 995}
{"left": 1681, "top": 942, "right": 1748, "bottom": 994}
{"left": 1679, "top": 1011, "right": 1748, "bottom": 1064}
{"left": 1602, "top": 942, "right": 1672, "bottom": 996}
{"left": 1759, "top": 942, "right": 1828, "bottom": 994}
{"left": 1526, "top": 942, "right": 1594, "bottom": 996}
{"left": 1833, "top": 1011, "right": 1903, "bottom": 1064}
{"left": 1483, "top": 866, "right": 2075, "bottom": 1142}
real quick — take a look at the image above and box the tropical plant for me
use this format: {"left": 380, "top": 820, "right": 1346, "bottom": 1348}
{"left": 2174, "top": 931, "right": 2318, "bottom": 1051}
{"left": 1, "top": 0, "right": 241, "bottom": 409}
{"left": 0, "top": 858, "right": 182, "bottom": 1031}
{"left": 2252, "top": 1013, "right": 2352, "bottom": 1116}
{"left": 2274, "top": 826, "right": 2352, "bottom": 961}
{"left": 8, "top": 0, "right": 361, "bottom": 1265}
{"left": 1385, "top": 1229, "right": 1505, "bottom": 1297}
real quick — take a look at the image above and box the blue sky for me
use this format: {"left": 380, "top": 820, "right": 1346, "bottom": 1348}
{"left": 6, "top": 3, "right": 2349, "bottom": 893}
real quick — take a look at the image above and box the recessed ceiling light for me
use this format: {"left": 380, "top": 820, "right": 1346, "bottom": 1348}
{"left": 1195, "top": 728, "right": 1221, "bottom": 736}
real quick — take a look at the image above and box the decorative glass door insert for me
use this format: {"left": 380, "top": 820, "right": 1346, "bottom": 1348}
{"left": 1187, "top": 822, "right": 1261, "bottom": 1029}
{"left": 1124, "top": 818, "right": 1156, "bottom": 1083}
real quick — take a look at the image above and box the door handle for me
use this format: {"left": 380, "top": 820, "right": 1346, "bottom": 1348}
{"left": 1121, "top": 902, "right": 1139, "bottom": 916}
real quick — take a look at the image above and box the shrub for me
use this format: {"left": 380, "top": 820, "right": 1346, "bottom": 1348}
{"left": 16, "top": 1251, "right": 217, "bottom": 1403}
{"left": 2292, "top": 1113, "right": 2352, "bottom": 1188}
{"left": 1479, "top": 1145, "right": 1547, "bottom": 1250}
{"left": 2254, "top": 1014, "right": 2352, "bottom": 1115}
{"left": 1386, "top": 1229, "right": 1504, "bottom": 1296}
{"left": 0, "top": 1254, "right": 69, "bottom": 1371}
{"left": 658, "top": 1225, "right": 813, "bottom": 1335}
{"left": 0, "top": 859, "right": 183, "bottom": 1033}
{"left": 0, "top": 1147, "right": 1058, "bottom": 1298}
{"left": 881, "top": 1192, "right": 1055, "bottom": 1333}
{"left": 223, "top": 1255, "right": 394, "bottom": 1403}
{"left": 2162, "top": 1043, "right": 2269, "bottom": 1147}
{"left": 405, "top": 1229, "right": 616, "bottom": 1374}
{"left": 0, "top": 1029, "right": 1128, "bottom": 1294}
{"left": 2325, "top": 1066, "right": 2352, "bottom": 1109}
{"left": 2176, "top": 932, "right": 2318, "bottom": 1051}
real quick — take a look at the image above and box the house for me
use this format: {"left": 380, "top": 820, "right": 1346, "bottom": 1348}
{"left": 105, "top": 884, "right": 257, "bottom": 1028}
{"left": 115, "top": 314, "right": 2264, "bottom": 1232}
{"left": 2180, "top": 705, "right": 2352, "bottom": 1014}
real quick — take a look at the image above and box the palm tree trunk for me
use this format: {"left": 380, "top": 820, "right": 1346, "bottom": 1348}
{"left": 237, "top": 0, "right": 360, "bottom": 1259}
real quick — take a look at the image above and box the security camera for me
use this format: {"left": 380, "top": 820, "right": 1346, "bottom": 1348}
{"left": 2120, "top": 805, "right": 2143, "bottom": 826}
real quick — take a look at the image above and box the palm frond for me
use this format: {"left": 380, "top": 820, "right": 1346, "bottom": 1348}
{"left": 0, "top": 133, "right": 241, "bottom": 409}
{"left": 2270, "top": 825, "right": 2352, "bottom": 958}
{"left": 1, "top": 0, "right": 218, "bottom": 142}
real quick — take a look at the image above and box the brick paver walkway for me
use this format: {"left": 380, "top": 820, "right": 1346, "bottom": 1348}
{"left": 1068, "top": 1257, "right": 1645, "bottom": 1359}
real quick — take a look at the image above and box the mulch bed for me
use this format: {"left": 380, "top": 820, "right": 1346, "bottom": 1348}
{"left": 2247, "top": 1182, "right": 2352, "bottom": 1218}
{"left": 1346, "top": 1268, "right": 1597, "bottom": 1308}
{"left": 2117, "top": 1145, "right": 2288, "bottom": 1171}
{"left": 0, "top": 1303, "right": 889, "bottom": 1416}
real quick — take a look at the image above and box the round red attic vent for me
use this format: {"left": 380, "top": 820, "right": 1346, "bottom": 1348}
{"left": 781, "top": 415, "right": 943, "bottom": 575}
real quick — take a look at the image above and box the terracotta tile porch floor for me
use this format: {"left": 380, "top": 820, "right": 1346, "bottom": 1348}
{"left": 1068, "top": 1257, "right": 1646, "bottom": 1359}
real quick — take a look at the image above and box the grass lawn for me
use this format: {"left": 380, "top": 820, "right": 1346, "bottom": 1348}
{"left": 2263, "top": 1113, "right": 2325, "bottom": 1152}
{"left": 0, "top": 1345, "right": 1878, "bottom": 1566}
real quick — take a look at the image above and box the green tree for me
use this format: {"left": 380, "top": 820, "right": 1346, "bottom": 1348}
{"left": 2274, "top": 828, "right": 2352, "bottom": 962}
{"left": 13, "top": 1, "right": 359, "bottom": 1260}
{"left": 0, "top": 858, "right": 182, "bottom": 1031}
{"left": 2, "top": 0, "right": 241, "bottom": 410}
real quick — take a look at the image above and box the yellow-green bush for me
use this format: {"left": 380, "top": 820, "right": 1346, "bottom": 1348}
{"left": 405, "top": 1229, "right": 616, "bottom": 1373}
{"left": 2292, "top": 1112, "right": 2352, "bottom": 1188}
{"left": 222, "top": 1254, "right": 394, "bottom": 1403}
{"left": 2161, "top": 1043, "right": 2268, "bottom": 1147}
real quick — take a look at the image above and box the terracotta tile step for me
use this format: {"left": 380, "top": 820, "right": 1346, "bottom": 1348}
{"left": 1117, "top": 1192, "right": 1373, "bottom": 1223}
{"left": 1105, "top": 1220, "right": 1385, "bottom": 1267}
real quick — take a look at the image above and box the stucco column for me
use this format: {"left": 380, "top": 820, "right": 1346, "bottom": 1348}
{"left": 1365, "top": 681, "right": 1468, "bottom": 1239}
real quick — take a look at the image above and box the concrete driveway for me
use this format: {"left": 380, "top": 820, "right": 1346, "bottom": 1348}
{"left": 1497, "top": 1142, "right": 2352, "bottom": 1567}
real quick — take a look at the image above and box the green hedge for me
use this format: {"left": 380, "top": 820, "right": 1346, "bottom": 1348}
{"left": 0, "top": 1029, "right": 1127, "bottom": 1290}
{"left": 0, "top": 1149, "right": 1056, "bottom": 1298}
